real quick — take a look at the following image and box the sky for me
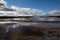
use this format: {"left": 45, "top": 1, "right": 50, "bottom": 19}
{"left": 3, "top": 0, "right": 60, "bottom": 16}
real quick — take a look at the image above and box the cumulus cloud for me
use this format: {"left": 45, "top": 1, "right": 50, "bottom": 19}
{"left": 11, "top": 5, "right": 45, "bottom": 16}
{"left": 11, "top": 6, "right": 20, "bottom": 11}
{"left": 48, "top": 10, "right": 60, "bottom": 16}
{"left": 0, "top": 0, "right": 7, "bottom": 6}
{"left": 44, "top": 10, "right": 60, "bottom": 21}
{"left": 0, "top": 0, "right": 45, "bottom": 16}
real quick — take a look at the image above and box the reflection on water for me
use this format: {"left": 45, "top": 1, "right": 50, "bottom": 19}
{"left": 0, "top": 21, "right": 60, "bottom": 40}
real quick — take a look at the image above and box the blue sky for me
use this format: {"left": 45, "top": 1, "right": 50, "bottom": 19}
{"left": 5, "top": 0, "right": 60, "bottom": 13}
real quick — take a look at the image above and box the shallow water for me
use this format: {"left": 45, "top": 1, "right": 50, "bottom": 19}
{"left": 0, "top": 22, "right": 60, "bottom": 40}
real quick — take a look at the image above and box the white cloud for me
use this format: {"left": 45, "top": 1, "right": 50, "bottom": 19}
{"left": 48, "top": 10, "right": 60, "bottom": 16}
{"left": 11, "top": 5, "right": 45, "bottom": 16}
{"left": 11, "top": 6, "right": 20, "bottom": 11}
{"left": 0, "top": 0, "right": 7, "bottom": 6}
{"left": 44, "top": 10, "right": 60, "bottom": 21}
{"left": 0, "top": 0, "right": 45, "bottom": 16}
